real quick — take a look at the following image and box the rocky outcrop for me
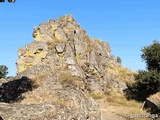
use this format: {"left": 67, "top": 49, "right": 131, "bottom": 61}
{"left": 0, "top": 15, "right": 135, "bottom": 119}
{"left": 0, "top": 15, "right": 104, "bottom": 120}
{"left": 16, "top": 14, "right": 114, "bottom": 94}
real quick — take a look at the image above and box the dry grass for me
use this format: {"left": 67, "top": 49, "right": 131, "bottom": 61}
{"left": 21, "top": 73, "right": 58, "bottom": 104}
{"left": 21, "top": 87, "right": 68, "bottom": 107}
{"left": 86, "top": 91, "right": 105, "bottom": 99}
{"left": 96, "top": 91, "right": 148, "bottom": 120}
{"left": 107, "top": 61, "right": 136, "bottom": 83}
{"left": 94, "top": 39, "right": 103, "bottom": 46}
{"left": 87, "top": 44, "right": 93, "bottom": 53}
{"left": 59, "top": 71, "right": 83, "bottom": 88}
{"left": 149, "top": 92, "right": 160, "bottom": 100}
{"left": 22, "top": 90, "right": 53, "bottom": 104}
{"left": 47, "top": 38, "right": 67, "bottom": 50}
{"left": 21, "top": 69, "right": 83, "bottom": 104}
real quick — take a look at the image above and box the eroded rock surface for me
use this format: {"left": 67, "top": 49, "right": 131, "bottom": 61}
{"left": 0, "top": 15, "right": 135, "bottom": 120}
{"left": 16, "top": 14, "right": 113, "bottom": 94}
{"left": 143, "top": 96, "right": 160, "bottom": 114}
{"left": 0, "top": 88, "right": 100, "bottom": 120}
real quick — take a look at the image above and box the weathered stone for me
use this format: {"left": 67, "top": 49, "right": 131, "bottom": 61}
{"left": 143, "top": 97, "right": 160, "bottom": 114}
{"left": 18, "top": 47, "right": 26, "bottom": 56}
{"left": 55, "top": 43, "right": 66, "bottom": 53}
{"left": 16, "top": 41, "right": 49, "bottom": 73}
{"left": 111, "top": 80, "right": 127, "bottom": 92}
{"left": 54, "top": 28, "right": 67, "bottom": 41}
{"left": 0, "top": 88, "right": 101, "bottom": 120}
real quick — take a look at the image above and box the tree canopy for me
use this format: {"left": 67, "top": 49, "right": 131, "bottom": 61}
{"left": 141, "top": 40, "right": 160, "bottom": 72}
{"left": 126, "top": 40, "right": 160, "bottom": 101}
{"left": 0, "top": 0, "right": 15, "bottom": 3}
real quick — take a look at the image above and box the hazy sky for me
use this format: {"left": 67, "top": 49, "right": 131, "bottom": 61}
{"left": 0, "top": 0, "right": 160, "bottom": 76}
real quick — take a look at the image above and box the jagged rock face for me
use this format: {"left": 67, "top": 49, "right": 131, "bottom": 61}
{"left": 16, "top": 14, "right": 112, "bottom": 93}
{"left": 0, "top": 15, "right": 105, "bottom": 119}
{"left": 0, "top": 15, "right": 135, "bottom": 120}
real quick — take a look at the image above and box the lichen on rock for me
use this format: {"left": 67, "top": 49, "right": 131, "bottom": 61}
{"left": 16, "top": 14, "right": 114, "bottom": 93}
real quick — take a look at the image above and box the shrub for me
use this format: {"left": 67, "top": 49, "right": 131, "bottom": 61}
{"left": 141, "top": 40, "right": 160, "bottom": 72}
{"left": 126, "top": 40, "right": 160, "bottom": 101}
{"left": 0, "top": 65, "right": 8, "bottom": 79}
{"left": 116, "top": 56, "right": 122, "bottom": 64}
{"left": 126, "top": 70, "right": 160, "bottom": 101}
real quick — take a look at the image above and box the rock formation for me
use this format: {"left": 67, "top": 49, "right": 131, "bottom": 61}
{"left": 0, "top": 14, "right": 134, "bottom": 120}
{"left": 16, "top": 14, "right": 115, "bottom": 94}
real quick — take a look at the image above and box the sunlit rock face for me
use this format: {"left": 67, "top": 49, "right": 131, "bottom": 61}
{"left": 16, "top": 14, "right": 112, "bottom": 94}
{"left": 0, "top": 14, "right": 136, "bottom": 120}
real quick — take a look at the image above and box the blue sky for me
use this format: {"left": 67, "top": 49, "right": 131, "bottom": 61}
{"left": 0, "top": 0, "right": 160, "bottom": 76}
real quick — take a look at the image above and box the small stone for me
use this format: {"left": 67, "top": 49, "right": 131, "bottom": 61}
{"left": 55, "top": 43, "right": 66, "bottom": 53}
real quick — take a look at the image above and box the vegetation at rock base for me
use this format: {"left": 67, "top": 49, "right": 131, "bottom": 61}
{"left": 107, "top": 61, "right": 135, "bottom": 83}
{"left": 127, "top": 70, "right": 160, "bottom": 101}
{"left": 0, "top": 65, "right": 8, "bottom": 79}
{"left": 97, "top": 91, "right": 147, "bottom": 119}
{"left": 126, "top": 40, "right": 160, "bottom": 101}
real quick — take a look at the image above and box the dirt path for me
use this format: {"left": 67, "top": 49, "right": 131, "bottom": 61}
{"left": 97, "top": 99, "right": 127, "bottom": 120}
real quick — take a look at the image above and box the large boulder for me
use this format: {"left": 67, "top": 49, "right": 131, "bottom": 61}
{"left": 143, "top": 94, "right": 160, "bottom": 114}
{"left": 0, "top": 88, "right": 101, "bottom": 120}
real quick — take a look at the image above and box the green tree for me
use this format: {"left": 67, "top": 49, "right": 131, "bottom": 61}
{"left": 0, "top": 65, "right": 8, "bottom": 79}
{"left": 116, "top": 56, "right": 122, "bottom": 64}
{"left": 141, "top": 40, "right": 160, "bottom": 72}
{"left": 126, "top": 40, "right": 160, "bottom": 101}
{"left": 126, "top": 70, "right": 160, "bottom": 101}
